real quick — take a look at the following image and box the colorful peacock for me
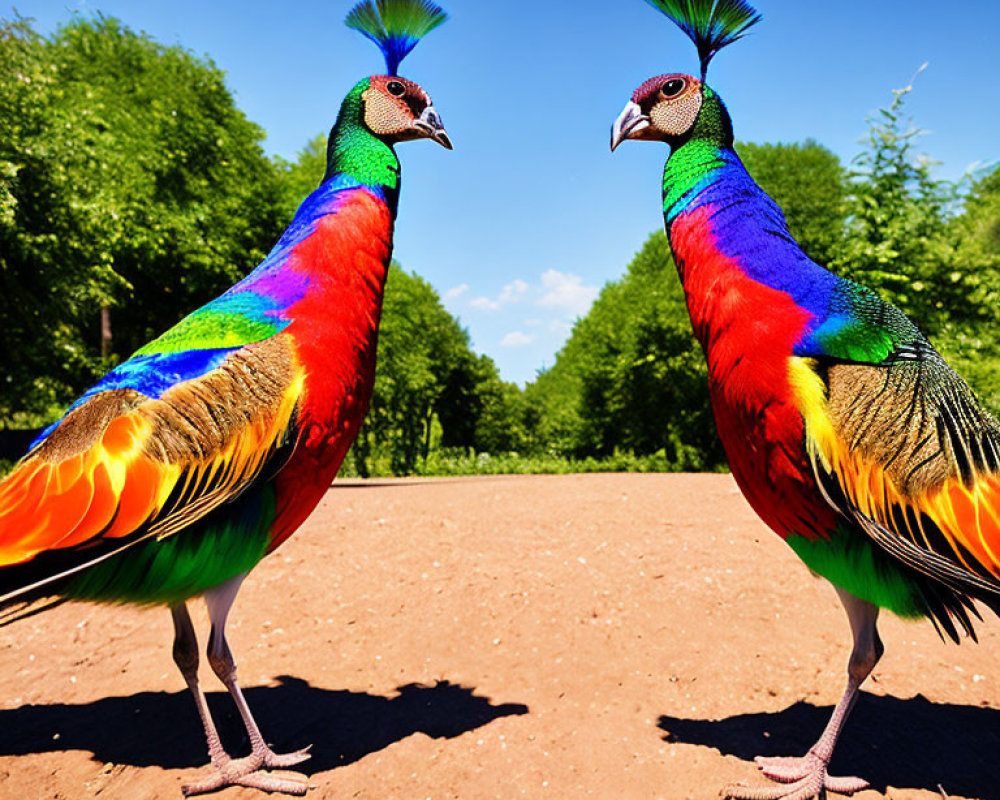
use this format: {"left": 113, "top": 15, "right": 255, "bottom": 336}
{"left": 612, "top": 2, "right": 1000, "bottom": 798}
{"left": 0, "top": 0, "right": 450, "bottom": 795}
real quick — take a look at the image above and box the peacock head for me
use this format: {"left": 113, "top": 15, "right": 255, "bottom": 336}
{"left": 610, "top": 73, "right": 732, "bottom": 151}
{"left": 611, "top": 73, "right": 700, "bottom": 150}
{"left": 611, "top": 0, "right": 757, "bottom": 152}
{"left": 341, "top": 0, "right": 451, "bottom": 151}
{"left": 356, "top": 74, "right": 451, "bottom": 149}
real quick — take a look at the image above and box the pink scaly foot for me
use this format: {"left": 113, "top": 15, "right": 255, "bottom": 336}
{"left": 170, "top": 598, "right": 313, "bottom": 797}
{"left": 756, "top": 752, "right": 866, "bottom": 788}
{"left": 721, "top": 591, "right": 881, "bottom": 800}
{"left": 181, "top": 749, "right": 312, "bottom": 796}
{"left": 260, "top": 744, "right": 313, "bottom": 769}
{"left": 720, "top": 750, "right": 868, "bottom": 800}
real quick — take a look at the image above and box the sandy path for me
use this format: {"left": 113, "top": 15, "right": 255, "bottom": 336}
{"left": 0, "top": 473, "right": 998, "bottom": 800}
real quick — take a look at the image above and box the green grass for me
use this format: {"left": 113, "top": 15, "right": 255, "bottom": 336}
{"left": 341, "top": 448, "right": 729, "bottom": 478}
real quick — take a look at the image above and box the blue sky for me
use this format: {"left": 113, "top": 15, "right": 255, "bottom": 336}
{"left": 13, "top": 0, "right": 1000, "bottom": 384}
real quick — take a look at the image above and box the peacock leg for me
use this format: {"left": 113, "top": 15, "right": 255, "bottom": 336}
{"left": 722, "top": 587, "right": 879, "bottom": 800}
{"left": 171, "top": 603, "right": 230, "bottom": 770}
{"left": 179, "top": 575, "right": 311, "bottom": 797}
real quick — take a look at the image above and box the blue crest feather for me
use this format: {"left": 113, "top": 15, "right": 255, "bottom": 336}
{"left": 345, "top": 0, "right": 447, "bottom": 76}
{"left": 644, "top": 0, "right": 760, "bottom": 81}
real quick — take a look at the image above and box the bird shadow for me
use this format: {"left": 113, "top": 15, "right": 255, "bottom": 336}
{"left": 658, "top": 691, "right": 1000, "bottom": 798}
{"left": 0, "top": 675, "right": 528, "bottom": 774}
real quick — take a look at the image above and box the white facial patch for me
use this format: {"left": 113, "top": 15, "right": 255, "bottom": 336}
{"left": 650, "top": 93, "right": 703, "bottom": 137}
{"left": 363, "top": 87, "right": 411, "bottom": 137}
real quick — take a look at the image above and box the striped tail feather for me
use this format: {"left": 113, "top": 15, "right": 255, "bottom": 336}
{"left": 812, "top": 461, "right": 998, "bottom": 643}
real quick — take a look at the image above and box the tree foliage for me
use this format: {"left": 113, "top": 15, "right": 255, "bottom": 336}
{"left": 1, "top": 17, "right": 122, "bottom": 422}
{"left": 0, "top": 15, "right": 286, "bottom": 424}
{"left": 275, "top": 133, "right": 326, "bottom": 219}
{"left": 830, "top": 83, "right": 965, "bottom": 333}
{"left": 825, "top": 84, "right": 999, "bottom": 412}
{"left": 352, "top": 267, "right": 514, "bottom": 475}
{"left": 934, "top": 164, "right": 1000, "bottom": 413}
{"left": 527, "top": 232, "right": 724, "bottom": 470}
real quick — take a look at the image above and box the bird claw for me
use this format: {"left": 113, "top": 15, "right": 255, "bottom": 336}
{"left": 720, "top": 752, "right": 869, "bottom": 800}
{"left": 182, "top": 746, "right": 313, "bottom": 796}
{"left": 755, "top": 753, "right": 816, "bottom": 783}
{"left": 262, "top": 744, "right": 313, "bottom": 769}
{"left": 182, "top": 768, "right": 309, "bottom": 796}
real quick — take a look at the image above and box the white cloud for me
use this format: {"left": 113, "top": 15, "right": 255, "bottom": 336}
{"left": 470, "top": 296, "right": 500, "bottom": 310}
{"left": 469, "top": 279, "right": 529, "bottom": 312}
{"left": 499, "top": 279, "right": 529, "bottom": 303}
{"left": 500, "top": 331, "right": 535, "bottom": 347}
{"left": 537, "top": 269, "right": 598, "bottom": 316}
{"left": 443, "top": 283, "right": 469, "bottom": 300}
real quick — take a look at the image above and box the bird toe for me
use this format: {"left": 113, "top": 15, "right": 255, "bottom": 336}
{"left": 263, "top": 745, "right": 313, "bottom": 769}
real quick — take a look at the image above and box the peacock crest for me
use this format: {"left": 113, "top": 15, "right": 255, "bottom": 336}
{"left": 346, "top": 0, "right": 448, "bottom": 76}
{"left": 644, "top": 0, "right": 761, "bottom": 81}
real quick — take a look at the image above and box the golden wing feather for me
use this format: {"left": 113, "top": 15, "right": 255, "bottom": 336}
{"left": 790, "top": 351, "right": 1000, "bottom": 599}
{"left": 0, "top": 338, "right": 302, "bottom": 587}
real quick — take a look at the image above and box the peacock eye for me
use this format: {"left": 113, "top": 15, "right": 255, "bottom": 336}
{"left": 661, "top": 78, "right": 686, "bottom": 98}
{"left": 386, "top": 80, "right": 406, "bottom": 97}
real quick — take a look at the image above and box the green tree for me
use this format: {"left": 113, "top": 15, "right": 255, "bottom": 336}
{"left": 472, "top": 371, "right": 533, "bottom": 454}
{"left": 936, "top": 165, "right": 1000, "bottom": 413}
{"left": 276, "top": 133, "right": 326, "bottom": 218}
{"left": 829, "top": 82, "right": 963, "bottom": 333}
{"left": 1, "top": 17, "right": 123, "bottom": 423}
{"left": 0, "top": 16, "right": 287, "bottom": 425}
{"left": 827, "top": 82, "right": 998, "bottom": 412}
{"left": 949, "top": 165, "right": 1000, "bottom": 325}
{"left": 352, "top": 266, "right": 514, "bottom": 475}
{"left": 528, "top": 231, "right": 724, "bottom": 470}
{"left": 49, "top": 17, "right": 288, "bottom": 357}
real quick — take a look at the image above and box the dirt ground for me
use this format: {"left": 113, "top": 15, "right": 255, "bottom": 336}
{"left": 1, "top": 473, "right": 998, "bottom": 800}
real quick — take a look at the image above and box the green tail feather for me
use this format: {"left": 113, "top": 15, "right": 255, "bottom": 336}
{"left": 346, "top": 0, "right": 447, "bottom": 76}
{"left": 64, "top": 485, "right": 276, "bottom": 606}
{"left": 644, "top": 0, "right": 761, "bottom": 81}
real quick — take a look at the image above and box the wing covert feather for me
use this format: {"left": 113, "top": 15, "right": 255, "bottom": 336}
{"left": 791, "top": 346, "right": 1000, "bottom": 603}
{"left": 0, "top": 336, "right": 302, "bottom": 593}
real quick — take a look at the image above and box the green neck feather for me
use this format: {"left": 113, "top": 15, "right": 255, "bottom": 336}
{"left": 325, "top": 78, "right": 401, "bottom": 205}
{"left": 661, "top": 87, "right": 735, "bottom": 220}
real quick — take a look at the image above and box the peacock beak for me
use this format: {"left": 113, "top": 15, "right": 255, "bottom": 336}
{"left": 610, "top": 101, "right": 650, "bottom": 151}
{"left": 413, "top": 105, "right": 453, "bottom": 150}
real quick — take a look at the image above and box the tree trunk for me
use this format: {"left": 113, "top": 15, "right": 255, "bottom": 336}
{"left": 353, "top": 422, "right": 371, "bottom": 479}
{"left": 100, "top": 306, "right": 112, "bottom": 359}
{"left": 422, "top": 409, "right": 433, "bottom": 463}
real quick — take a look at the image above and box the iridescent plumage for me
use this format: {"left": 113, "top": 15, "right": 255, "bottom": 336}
{"left": 613, "top": 2, "right": 1000, "bottom": 798}
{"left": 0, "top": 101, "right": 398, "bottom": 610}
{"left": 345, "top": 0, "right": 447, "bottom": 75}
{"left": 0, "top": 2, "right": 450, "bottom": 796}
{"left": 643, "top": 0, "right": 760, "bottom": 80}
